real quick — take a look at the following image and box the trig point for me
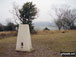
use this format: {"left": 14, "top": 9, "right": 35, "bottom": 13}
{"left": 16, "top": 24, "right": 33, "bottom": 52}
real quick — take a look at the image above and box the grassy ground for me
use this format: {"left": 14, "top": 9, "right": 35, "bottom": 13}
{"left": 0, "top": 30, "right": 76, "bottom": 57}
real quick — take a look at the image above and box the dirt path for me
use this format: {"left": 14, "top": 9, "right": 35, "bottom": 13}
{"left": 0, "top": 42, "right": 61, "bottom": 57}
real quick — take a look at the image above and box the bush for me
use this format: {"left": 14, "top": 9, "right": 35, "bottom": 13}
{"left": 0, "top": 24, "right": 4, "bottom": 31}
{"left": 31, "top": 30, "right": 37, "bottom": 34}
{"left": 44, "top": 27, "right": 50, "bottom": 31}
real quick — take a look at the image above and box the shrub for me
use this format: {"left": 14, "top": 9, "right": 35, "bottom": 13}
{"left": 44, "top": 27, "right": 50, "bottom": 31}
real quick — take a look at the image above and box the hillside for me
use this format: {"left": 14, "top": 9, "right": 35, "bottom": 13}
{"left": 0, "top": 30, "right": 76, "bottom": 57}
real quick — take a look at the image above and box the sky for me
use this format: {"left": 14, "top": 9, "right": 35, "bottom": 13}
{"left": 0, "top": 0, "right": 76, "bottom": 24}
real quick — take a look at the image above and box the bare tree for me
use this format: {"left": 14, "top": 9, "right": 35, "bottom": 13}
{"left": 11, "top": 2, "right": 21, "bottom": 24}
{"left": 55, "top": 19, "right": 62, "bottom": 30}
{"left": 51, "top": 5, "right": 76, "bottom": 30}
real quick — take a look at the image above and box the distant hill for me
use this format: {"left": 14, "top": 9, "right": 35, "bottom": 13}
{"left": 33, "top": 22, "right": 58, "bottom": 30}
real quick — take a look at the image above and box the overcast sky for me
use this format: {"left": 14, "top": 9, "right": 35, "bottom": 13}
{"left": 0, "top": 0, "right": 76, "bottom": 24}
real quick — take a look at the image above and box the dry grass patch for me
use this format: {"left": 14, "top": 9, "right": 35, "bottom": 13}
{"left": 32, "top": 30, "right": 76, "bottom": 52}
{"left": 0, "top": 30, "right": 76, "bottom": 57}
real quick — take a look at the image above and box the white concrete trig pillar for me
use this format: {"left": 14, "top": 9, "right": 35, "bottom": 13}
{"left": 16, "top": 24, "right": 33, "bottom": 52}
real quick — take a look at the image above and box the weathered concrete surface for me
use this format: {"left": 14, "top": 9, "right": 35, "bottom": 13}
{"left": 16, "top": 24, "right": 33, "bottom": 52}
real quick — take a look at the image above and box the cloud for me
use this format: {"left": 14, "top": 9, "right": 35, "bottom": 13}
{"left": 0, "top": 0, "right": 76, "bottom": 24}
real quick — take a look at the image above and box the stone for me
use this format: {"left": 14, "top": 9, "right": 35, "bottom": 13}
{"left": 16, "top": 24, "right": 33, "bottom": 52}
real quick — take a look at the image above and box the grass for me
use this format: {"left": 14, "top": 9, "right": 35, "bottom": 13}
{"left": 0, "top": 30, "right": 76, "bottom": 57}
{"left": 32, "top": 30, "right": 76, "bottom": 52}
{"left": 0, "top": 37, "right": 16, "bottom": 56}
